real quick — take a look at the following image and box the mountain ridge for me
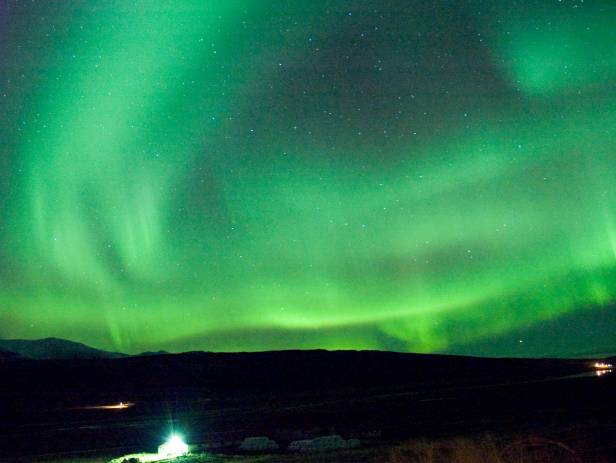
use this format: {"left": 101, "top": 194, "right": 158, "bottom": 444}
{"left": 0, "top": 337, "right": 127, "bottom": 360}
{"left": 0, "top": 336, "right": 614, "bottom": 362}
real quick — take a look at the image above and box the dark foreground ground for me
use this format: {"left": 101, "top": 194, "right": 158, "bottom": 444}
{"left": 0, "top": 351, "right": 614, "bottom": 462}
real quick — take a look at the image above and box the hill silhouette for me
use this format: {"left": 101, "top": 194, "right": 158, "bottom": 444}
{"left": 0, "top": 337, "right": 127, "bottom": 360}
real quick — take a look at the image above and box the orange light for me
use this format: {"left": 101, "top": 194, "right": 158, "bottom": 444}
{"left": 76, "top": 401, "right": 135, "bottom": 410}
{"left": 101, "top": 401, "right": 131, "bottom": 410}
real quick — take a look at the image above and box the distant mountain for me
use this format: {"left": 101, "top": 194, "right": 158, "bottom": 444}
{"left": 0, "top": 347, "right": 21, "bottom": 360}
{"left": 138, "top": 350, "right": 170, "bottom": 356}
{"left": 0, "top": 337, "right": 127, "bottom": 360}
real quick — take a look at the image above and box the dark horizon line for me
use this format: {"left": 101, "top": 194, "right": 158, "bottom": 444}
{"left": 1, "top": 335, "right": 614, "bottom": 361}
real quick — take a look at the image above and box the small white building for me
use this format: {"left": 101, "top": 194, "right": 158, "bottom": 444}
{"left": 238, "top": 436, "right": 279, "bottom": 452}
{"left": 289, "top": 434, "right": 361, "bottom": 453}
{"left": 158, "top": 435, "right": 189, "bottom": 458}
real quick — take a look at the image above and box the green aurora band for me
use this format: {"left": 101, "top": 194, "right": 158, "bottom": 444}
{"left": 1, "top": 1, "right": 616, "bottom": 356}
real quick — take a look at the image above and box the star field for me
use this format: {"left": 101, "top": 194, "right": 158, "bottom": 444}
{"left": 1, "top": 1, "right": 615, "bottom": 356}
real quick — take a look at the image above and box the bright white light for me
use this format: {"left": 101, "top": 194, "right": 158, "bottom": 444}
{"left": 158, "top": 434, "right": 189, "bottom": 458}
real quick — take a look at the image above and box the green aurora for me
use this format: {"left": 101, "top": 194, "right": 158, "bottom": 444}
{"left": 1, "top": 1, "right": 616, "bottom": 356}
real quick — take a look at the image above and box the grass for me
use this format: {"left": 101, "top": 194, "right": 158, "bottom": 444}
{"left": 9, "top": 433, "right": 606, "bottom": 463}
{"left": 386, "top": 435, "right": 584, "bottom": 463}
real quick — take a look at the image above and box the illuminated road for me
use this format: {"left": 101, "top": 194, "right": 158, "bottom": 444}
{"left": 66, "top": 402, "right": 136, "bottom": 411}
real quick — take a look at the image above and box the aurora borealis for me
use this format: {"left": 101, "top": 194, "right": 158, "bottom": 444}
{"left": 1, "top": 1, "right": 616, "bottom": 357}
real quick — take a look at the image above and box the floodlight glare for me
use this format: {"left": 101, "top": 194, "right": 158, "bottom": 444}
{"left": 158, "top": 434, "right": 189, "bottom": 458}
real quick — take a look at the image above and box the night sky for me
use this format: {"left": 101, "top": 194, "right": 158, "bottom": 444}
{"left": 1, "top": 1, "right": 616, "bottom": 357}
